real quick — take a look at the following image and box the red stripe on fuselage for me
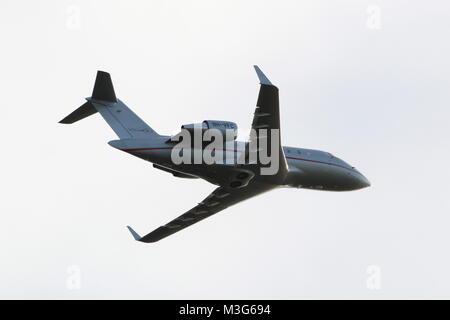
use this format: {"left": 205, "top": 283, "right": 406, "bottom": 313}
{"left": 121, "top": 147, "right": 241, "bottom": 153}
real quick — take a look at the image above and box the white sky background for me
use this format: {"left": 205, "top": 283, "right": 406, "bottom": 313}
{"left": 0, "top": 0, "right": 449, "bottom": 299}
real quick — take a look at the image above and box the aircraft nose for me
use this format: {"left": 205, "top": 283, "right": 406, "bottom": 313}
{"left": 354, "top": 172, "right": 371, "bottom": 189}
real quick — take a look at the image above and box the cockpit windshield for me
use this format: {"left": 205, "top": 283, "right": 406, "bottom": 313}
{"left": 332, "top": 157, "right": 352, "bottom": 169}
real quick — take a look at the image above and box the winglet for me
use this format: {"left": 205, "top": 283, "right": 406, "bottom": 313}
{"left": 254, "top": 65, "right": 273, "bottom": 86}
{"left": 127, "top": 226, "right": 142, "bottom": 241}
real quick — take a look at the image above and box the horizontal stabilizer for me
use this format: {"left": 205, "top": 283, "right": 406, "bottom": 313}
{"left": 59, "top": 71, "right": 160, "bottom": 138}
{"left": 59, "top": 101, "right": 97, "bottom": 124}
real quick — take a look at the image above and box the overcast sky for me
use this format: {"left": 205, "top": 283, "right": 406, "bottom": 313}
{"left": 1, "top": 0, "right": 450, "bottom": 299}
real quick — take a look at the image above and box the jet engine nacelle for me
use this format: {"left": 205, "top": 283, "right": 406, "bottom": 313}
{"left": 181, "top": 120, "right": 238, "bottom": 141}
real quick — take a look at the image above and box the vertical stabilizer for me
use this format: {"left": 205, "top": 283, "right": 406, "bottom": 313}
{"left": 59, "top": 71, "right": 160, "bottom": 139}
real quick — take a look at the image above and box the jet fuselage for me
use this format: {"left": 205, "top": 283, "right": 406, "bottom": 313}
{"left": 109, "top": 137, "right": 370, "bottom": 192}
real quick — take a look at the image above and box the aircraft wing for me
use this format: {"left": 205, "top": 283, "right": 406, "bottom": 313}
{"left": 127, "top": 184, "right": 272, "bottom": 243}
{"left": 126, "top": 66, "right": 286, "bottom": 243}
{"left": 240, "top": 66, "right": 288, "bottom": 178}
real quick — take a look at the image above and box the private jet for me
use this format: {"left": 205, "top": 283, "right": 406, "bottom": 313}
{"left": 59, "top": 66, "right": 370, "bottom": 243}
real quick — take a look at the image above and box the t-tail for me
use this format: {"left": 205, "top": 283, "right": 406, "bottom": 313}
{"left": 59, "top": 71, "right": 160, "bottom": 139}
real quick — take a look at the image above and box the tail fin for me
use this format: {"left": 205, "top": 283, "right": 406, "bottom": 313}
{"left": 59, "top": 71, "right": 160, "bottom": 139}
{"left": 91, "top": 71, "right": 117, "bottom": 102}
